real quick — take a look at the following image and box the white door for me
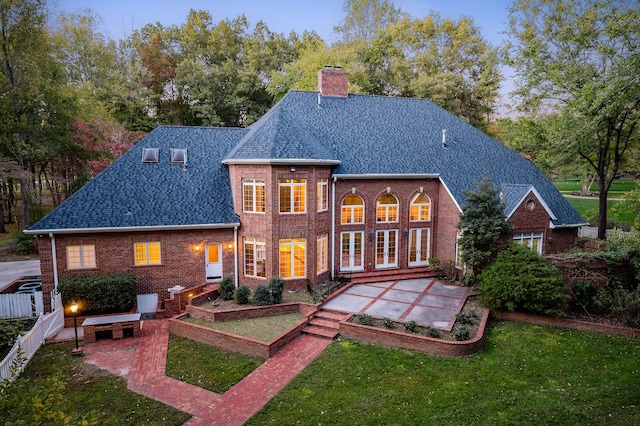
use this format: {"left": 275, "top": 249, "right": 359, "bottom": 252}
{"left": 376, "top": 230, "right": 398, "bottom": 268}
{"left": 341, "top": 231, "right": 364, "bottom": 271}
{"left": 206, "top": 244, "right": 223, "bottom": 281}
{"left": 408, "top": 228, "right": 430, "bottom": 266}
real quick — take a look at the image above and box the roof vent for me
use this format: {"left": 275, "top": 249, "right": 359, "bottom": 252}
{"left": 142, "top": 148, "right": 159, "bottom": 163}
{"left": 441, "top": 129, "right": 447, "bottom": 149}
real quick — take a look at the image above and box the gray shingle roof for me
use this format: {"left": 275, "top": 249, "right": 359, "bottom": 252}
{"left": 28, "top": 126, "right": 248, "bottom": 232}
{"left": 225, "top": 91, "right": 584, "bottom": 227}
{"left": 29, "top": 90, "right": 584, "bottom": 233}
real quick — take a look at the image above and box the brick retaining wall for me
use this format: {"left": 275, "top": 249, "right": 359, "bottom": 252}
{"left": 493, "top": 311, "right": 640, "bottom": 338}
{"left": 340, "top": 309, "right": 490, "bottom": 357}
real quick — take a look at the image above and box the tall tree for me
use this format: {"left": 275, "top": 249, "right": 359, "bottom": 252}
{"left": 507, "top": 0, "right": 640, "bottom": 239}
{"left": 334, "top": 0, "right": 405, "bottom": 42}
{"left": 0, "top": 0, "right": 75, "bottom": 228}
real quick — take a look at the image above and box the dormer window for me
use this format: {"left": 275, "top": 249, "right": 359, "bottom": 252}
{"left": 142, "top": 148, "right": 159, "bottom": 163}
{"left": 171, "top": 148, "right": 187, "bottom": 164}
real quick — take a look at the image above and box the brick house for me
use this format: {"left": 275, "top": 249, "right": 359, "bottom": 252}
{"left": 26, "top": 68, "right": 584, "bottom": 311}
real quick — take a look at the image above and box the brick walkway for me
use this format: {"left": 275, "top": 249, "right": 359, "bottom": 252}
{"left": 82, "top": 320, "right": 331, "bottom": 425}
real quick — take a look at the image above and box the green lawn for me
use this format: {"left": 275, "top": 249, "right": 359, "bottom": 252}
{"left": 554, "top": 179, "right": 638, "bottom": 193}
{"left": 183, "top": 312, "right": 305, "bottom": 341}
{"left": 565, "top": 197, "right": 636, "bottom": 226}
{"left": 247, "top": 321, "right": 640, "bottom": 425}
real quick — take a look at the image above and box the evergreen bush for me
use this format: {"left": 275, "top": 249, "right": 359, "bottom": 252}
{"left": 219, "top": 276, "right": 235, "bottom": 300}
{"left": 58, "top": 274, "right": 137, "bottom": 315}
{"left": 253, "top": 285, "right": 272, "bottom": 306}
{"left": 268, "top": 276, "right": 286, "bottom": 304}
{"left": 477, "top": 244, "right": 567, "bottom": 317}
{"left": 235, "top": 286, "right": 251, "bottom": 305}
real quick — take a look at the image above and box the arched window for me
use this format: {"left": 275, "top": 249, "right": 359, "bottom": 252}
{"left": 410, "top": 193, "right": 431, "bottom": 221}
{"left": 376, "top": 194, "right": 398, "bottom": 222}
{"left": 341, "top": 194, "right": 364, "bottom": 224}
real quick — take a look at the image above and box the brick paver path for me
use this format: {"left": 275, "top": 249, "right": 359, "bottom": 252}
{"left": 82, "top": 320, "right": 331, "bottom": 425}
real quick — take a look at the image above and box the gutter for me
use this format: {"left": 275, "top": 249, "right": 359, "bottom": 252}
{"left": 549, "top": 222, "right": 588, "bottom": 229}
{"left": 333, "top": 173, "right": 440, "bottom": 180}
{"left": 24, "top": 222, "right": 241, "bottom": 235}
{"left": 222, "top": 158, "right": 341, "bottom": 166}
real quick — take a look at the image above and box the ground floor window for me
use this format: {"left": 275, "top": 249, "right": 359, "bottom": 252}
{"left": 513, "top": 232, "right": 543, "bottom": 254}
{"left": 280, "top": 238, "right": 306, "bottom": 279}
{"left": 134, "top": 242, "right": 161, "bottom": 265}
{"left": 244, "top": 237, "right": 266, "bottom": 278}
{"left": 67, "top": 244, "right": 96, "bottom": 269}
{"left": 455, "top": 231, "right": 464, "bottom": 268}
{"left": 317, "top": 234, "right": 328, "bottom": 275}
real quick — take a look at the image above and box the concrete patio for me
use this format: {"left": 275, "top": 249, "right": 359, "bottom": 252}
{"left": 322, "top": 277, "right": 473, "bottom": 331}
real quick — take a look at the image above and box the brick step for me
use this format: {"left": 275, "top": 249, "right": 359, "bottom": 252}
{"left": 351, "top": 271, "right": 437, "bottom": 285}
{"left": 308, "top": 317, "right": 340, "bottom": 330}
{"left": 302, "top": 325, "right": 339, "bottom": 339}
{"left": 313, "top": 310, "right": 352, "bottom": 322}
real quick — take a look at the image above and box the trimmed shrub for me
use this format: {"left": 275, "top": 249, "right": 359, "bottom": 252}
{"left": 456, "top": 310, "right": 479, "bottom": 326}
{"left": 269, "top": 276, "right": 286, "bottom": 304}
{"left": 404, "top": 320, "right": 418, "bottom": 333}
{"left": 356, "top": 314, "right": 374, "bottom": 326}
{"left": 382, "top": 318, "right": 396, "bottom": 329}
{"left": 453, "top": 325, "right": 471, "bottom": 341}
{"left": 58, "top": 274, "right": 137, "bottom": 316}
{"left": 219, "top": 276, "right": 235, "bottom": 301}
{"left": 235, "top": 286, "right": 251, "bottom": 305}
{"left": 253, "top": 285, "right": 272, "bottom": 306}
{"left": 477, "top": 244, "right": 567, "bottom": 317}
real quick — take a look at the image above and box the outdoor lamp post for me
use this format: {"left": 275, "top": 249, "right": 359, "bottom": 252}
{"left": 70, "top": 300, "right": 79, "bottom": 352}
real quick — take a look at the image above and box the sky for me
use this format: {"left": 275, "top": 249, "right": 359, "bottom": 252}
{"left": 50, "top": 0, "right": 517, "bottom": 112}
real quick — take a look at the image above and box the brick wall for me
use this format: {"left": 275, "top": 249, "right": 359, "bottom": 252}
{"left": 37, "top": 229, "right": 235, "bottom": 312}
{"left": 334, "top": 178, "right": 442, "bottom": 274}
{"left": 340, "top": 308, "right": 490, "bottom": 357}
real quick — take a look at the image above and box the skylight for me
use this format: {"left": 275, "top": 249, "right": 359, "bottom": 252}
{"left": 171, "top": 148, "right": 187, "bottom": 164}
{"left": 142, "top": 148, "right": 159, "bottom": 163}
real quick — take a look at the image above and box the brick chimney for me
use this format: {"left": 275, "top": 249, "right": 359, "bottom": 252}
{"left": 318, "top": 66, "right": 348, "bottom": 98}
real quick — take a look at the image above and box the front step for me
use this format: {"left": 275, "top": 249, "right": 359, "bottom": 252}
{"left": 302, "top": 309, "right": 351, "bottom": 340}
{"left": 350, "top": 270, "right": 437, "bottom": 285}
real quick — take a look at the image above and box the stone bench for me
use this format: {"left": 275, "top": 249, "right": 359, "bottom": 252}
{"left": 82, "top": 313, "right": 141, "bottom": 343}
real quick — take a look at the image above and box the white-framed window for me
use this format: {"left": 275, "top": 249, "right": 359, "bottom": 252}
{"left": 279, "top": 238, "right": 306, "bottom": 279}
{"left": 376, "top": 194, "right": 398, "bottom": 223}
{"left": 513, "top": 232, "right": 544, "bottom": 254}
{"left": 317, "top": 178, "right": 328, "bottom": 212}
{"left": 279, "top": 179, "right": 306, "bottom": 213}
{"left": 243, "top": 178, "right": 265, "bottom": 213}
{"left": 66, "top": 244, "right": 96, "bottom": 269}
{"left": 410, "top": 193, "right": 431, "bottom": 221}
{"left": 134, "top": 242, "right": 161, "bottom": 265}
{"left": 244, "top": 237, "right": 266, "bottom": 278}
{"left": 317, "top": 233, "right": 328, "bottom": 275}
{"left": 341, "top": 194, "right": 364, "bottom": 224}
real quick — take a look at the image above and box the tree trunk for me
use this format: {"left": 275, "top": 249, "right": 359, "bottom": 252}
{"left": 597, "top": 185, "right": 607, "bottom": 240}
{"left": 19, "top": 176, "right": 29, "bottom": 230}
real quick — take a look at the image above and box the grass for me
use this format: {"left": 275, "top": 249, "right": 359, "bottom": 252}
{"left": 565, "top": 197, "right": 636, "bottom": 226}
{"left": 246, "top": 321, "right": 640, "bottom": 425}
{"left": 554, "top": 179, "right": 638, "bottom": 194}
{"left": 15, "top": 341, "right": 191, "bottom": 425}
{"left": 183, "top": 312, "right": 305, "bottom": 341}
{"left": 165, "top": 335, "right": 263, "bottom": 393}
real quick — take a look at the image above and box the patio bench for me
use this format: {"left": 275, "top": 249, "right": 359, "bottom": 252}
{"left": 82, "top": 313, "right": 141, "bottom": 343}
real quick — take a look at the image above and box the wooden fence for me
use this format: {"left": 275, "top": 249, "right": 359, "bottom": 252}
{"left": 0, "top": 291, "right": 44, "bottom": 319}
{"left": 578, "top": 226, "right": 632, "bottom": 239}
{"left": 1, "top": 293, "right": 64, "bottom": 382}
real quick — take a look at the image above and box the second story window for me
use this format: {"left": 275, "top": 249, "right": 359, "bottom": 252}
{"left": 376, "top": 194, "right": 398, "bottom": 222}
{"left": 279, "top": 179, "right": 306, "bottom": 213}
{"left": 243, "top": 178, "right": 265, "bottom": 213}
{"left": 317, "top": 178, "right": 328, "bottom": 212}
{"left": 341, "top": 194, "right": 364, "bottom": 224}
{"left": 410, "top": 193, "right": 431, "bottom": 221}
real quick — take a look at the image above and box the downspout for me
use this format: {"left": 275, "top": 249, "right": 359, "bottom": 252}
{"left": 49, "top": 233, "right": 59, "bottom": 292}
{"left": 233, "top": 226, "right": 239, "bottom": 288}
{"left": 331, "top": 177, "right": 336, "bottom": 280}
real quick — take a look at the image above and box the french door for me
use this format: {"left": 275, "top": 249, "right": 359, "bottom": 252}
{"left": 376, "top": 230, "right": 398, "bottom": 268}
{"left": 408, "top": 228, "right": 430, "bottom": 266}
{"left": 206, "top": 244, "right": 223, "bottom": 281}
{"left": 341, "top": 231, "right": 364, "bottom": 271}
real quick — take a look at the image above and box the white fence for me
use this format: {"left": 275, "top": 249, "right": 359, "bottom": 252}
{"left": 1, "top": 293, "right": 64, "bottom": 382}
{"left": 0, "top": 291, "right": 44, "bottom": 319}
{"left": 578, "top": 226, "right": 632, "bottom": 239}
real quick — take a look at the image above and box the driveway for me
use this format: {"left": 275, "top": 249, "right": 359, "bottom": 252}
{"left": 322, "top": 277, "right": 473, "bottom": 331}
{"left": 0, "top": 260, "right": 41, "bottom": 292}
